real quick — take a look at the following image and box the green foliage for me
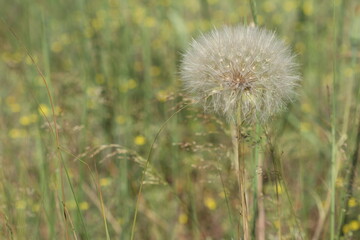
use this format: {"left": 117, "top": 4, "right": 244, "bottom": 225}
{"left": 0, "top": 0, "right": 359, "bottom": 239}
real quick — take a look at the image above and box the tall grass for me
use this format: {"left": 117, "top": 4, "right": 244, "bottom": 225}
{"left": 0, "top": 0, "right": 359, "bottom": 239}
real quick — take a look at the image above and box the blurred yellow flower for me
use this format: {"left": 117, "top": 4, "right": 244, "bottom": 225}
{"left": 262, "top": 1, "right": 276, "bottom": 13}
{"left": 38, "top": 104, "right": 61, "bottom": 117}
{"left": 343, "top": 223, "right": 350, "bottom": 234}
{"left": 207, "top": 0, "right": 218, "bottom": 5}
{"left": 204, "top": 197, "right": 217, "bottom": 210}
{"left": 150, "top": 66, "right": 161, "bottom": 77}
{"left": 274, "top": 184, "right": 283, "bottom": 194}
{"left": 156, "top": 90, "right": 168, "bottom": 102}
{"left": 283, "top": 0, "right": 297, "bottom": 12}
{"left": 20, "top": 114, "right": 38, "bottom": 126}
{"left": 273, "top": 220, "right": 281, "bottom": 229}
{"left": 348, "top": 197, "right": 358, "bottom": 208}
{"left": 14, "top": 52, "right": 23, "bottom": 63}
{"left": 51, "top": 41, "right": 63, "bottom": 53}
{"left": 127, "top": 79, "right": 137, "bottom": 89}
{"left": 80, "top": 201, "right": 89, "bottom": 211}
{"left": 272, "top": 13, "right": 283, "bottom": 25}
{"left": 100, "top": 178, "right": 112, "bottom": 187}
{"left": 336, "top": 177, "right": 344, "bottom": 187}
{"left": 134, "top": 136, "right": 146, "bottom": 146}
{"left": 16, "top": 200, "right": 27, "bottom": 210}
{"left": 9, "top": 129, "right": 27, "bottom": 139}
{"left": 219, "top": 191, "right": 226, "bottom": 199}
{"left": 9, "top": 103, "right": 21, "bottom": 113}
{"left": 145, "top": 17, "right": 156, "bottom": 28}
{"left": 32, "top": 204, "right": 40, "bottom": 213}
{"left": 25, "top": 55, "right": 38, "bottom": 65}
{"left": 120, "top": 79, "right": 138, "bottom": 92}
{"left": 116, "top": 115, "right": 126, "bottom": 125}
{"left": 301, "top": 103, "right": 313, "bottom": 113}
{"left": 66, "top": 200, "right": 76, "bottom": 210}
{"left": 38, "top": 104, "right": 50, "bottom": 117}
{"left": 303, "top": 1, "right": 313, "bottom": 16}
{"left": 349, "top": 220, "right": 360, "bottom": 231}
{"left": 178, "top": 213, "right": 188, "bottom": 224}
{"left": 300, "top": 122, "right": 311, "bottom": 132}
{"left": 134, "top": 6, "right": 146, "bottom": 24}
{"left": 91, "top": 17, "right": 104, "bottom": 31}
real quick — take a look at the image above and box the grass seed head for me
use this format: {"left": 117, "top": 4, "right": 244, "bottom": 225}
{"left": 180, "top": 25, "right": 300, "bottom": 124}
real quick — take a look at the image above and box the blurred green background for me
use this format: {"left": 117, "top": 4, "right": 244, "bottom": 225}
{"left": 0, "top": 0, "right": 360, "bottom": 239}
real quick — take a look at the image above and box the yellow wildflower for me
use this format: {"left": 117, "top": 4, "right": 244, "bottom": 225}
{"left": 145, "top": 17, "right": 156, "bottom": 28}
{"left": 156, "top": 90, "right": 168, "bottom": 102}
{"left": 348, "top": 197, "right": 358, "bottom": 208}
{"left": 100, "top": 178, "right": 112, "bottom": 187}
{"left": 283, "top": 0, "right": 297, "bottom": 12}
{"left": 38, "top": 104, "right": 50, "bottom": 117}
{"left": 343, "top": 223, "right": 350, "bottom": 234}
{"left": 20, "top": 114, "right": 38, "bottom": 126}
{"left": 204, "top": 197, "right": 217, "bottom": 210}
{"left": 300, "top": 122, "right": 311, "bottom": 132}
{"left": 134, "top": 136, "right": 146, "bottom": 146}
{"left": 262, "top": 1, "right": 276, "bottom": 13}
{"left": 116, "top": 115, "right": 126, "bottom": 125}
{"left": 303, "top": 1, "right": 313, "bottom": 16}
{"left": 51, "top": 41, "right": 63, "bottom": 53}
{"left": 16, "top": 200, "right": 26, "bottom": 210}
{"left": 336, "top": 177, "right": 344, "bottom": 187}
{"left": 127, "top": 79, "right": 137, "bottom": 89}
{"left": 66, "top": 200, "right": 76, "bottom": 210}
{"left": 79, "top": 201, "right": 89, "bottom": 211}
{"left": 32, "top": 204, "right": 40, "bottom": 212}
{"left": 178, "top": 213, "right": 188, "bottom": 224}
{"left": 150, "top": 66, "right": 161, "bottom": 77}
{"left": 274, "top": 184, "right": 283, "bottom": 194}
{"left": 349, "top": 220, "right": 360, "bottom": 231}
{"left": 9, "top": 129, "right": 27, "bottom": 139}
{"left": 273, "top": 220, "right": 281, "bottom": 229}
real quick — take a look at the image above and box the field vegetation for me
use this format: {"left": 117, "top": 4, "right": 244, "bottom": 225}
{"left": 0, "top": 0, "right": 359, "bottom": 239}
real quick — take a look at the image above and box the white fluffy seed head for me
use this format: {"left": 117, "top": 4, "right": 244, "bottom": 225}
{"left": 180, "top": 25, "right": 300, "bottom": 124}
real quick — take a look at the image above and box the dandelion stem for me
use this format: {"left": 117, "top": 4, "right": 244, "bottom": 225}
{"left": 232, "top": 117, "right": 250, "bottom": 240}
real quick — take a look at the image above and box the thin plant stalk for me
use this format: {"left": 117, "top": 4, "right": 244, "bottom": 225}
{"left": 232, "top": 117, "right": 250, "bottom": 240}
{"left": 248, "top": 2, "right": 263, "bottom": 239}
{"left": 254, "top": 124, "right": 265, "bottom": 240}
{"left": 249, "top": 0, "right": 258, "bottom": 25}
{"left": 330, "top": 0, "right": 339, "bottom": 238}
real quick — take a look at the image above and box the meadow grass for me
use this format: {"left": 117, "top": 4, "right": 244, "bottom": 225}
{"left": 1, "top": 0, "right": 360, "bottom": 239}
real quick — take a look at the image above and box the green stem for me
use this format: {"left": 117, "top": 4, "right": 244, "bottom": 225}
{"left": 232, "top": 121, "right": 250, "bottom": 240}
{"left": 249, "top": 0, "right": 258, "bottom": 25}
{"left": 330, "top": 0, "right": 338, "bottom": 239}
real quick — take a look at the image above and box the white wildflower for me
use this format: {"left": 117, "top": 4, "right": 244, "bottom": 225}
{"left": 180, "top": 25, "right": 300, "bottom": 124}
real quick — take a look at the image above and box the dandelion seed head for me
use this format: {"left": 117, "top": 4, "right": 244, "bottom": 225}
{"left": 180, "top": 25, "right": 300, "bottom": 124}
